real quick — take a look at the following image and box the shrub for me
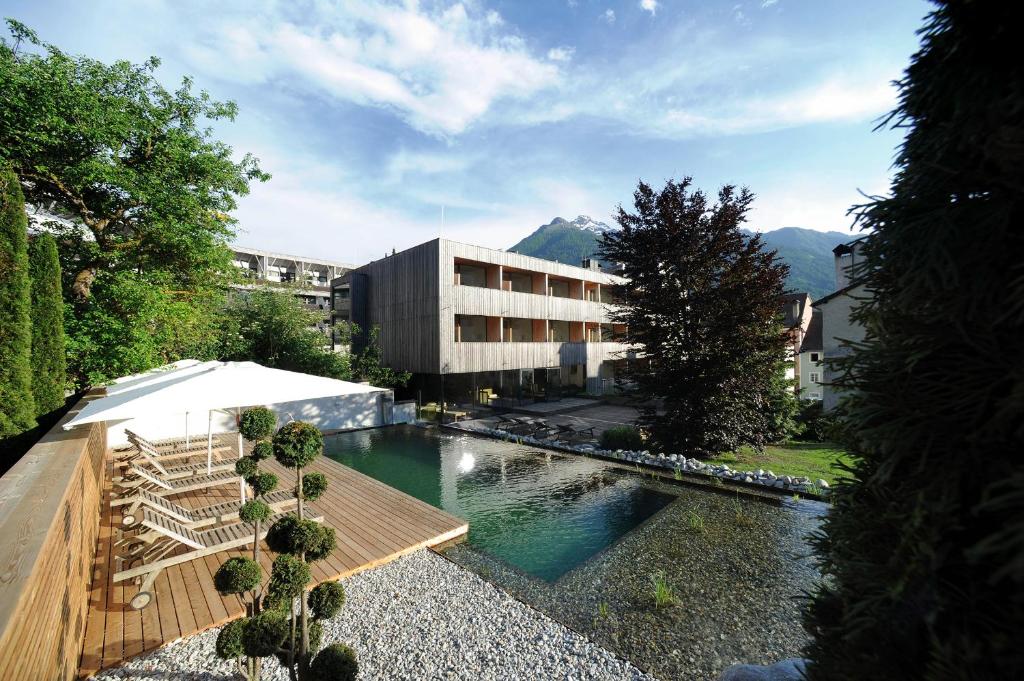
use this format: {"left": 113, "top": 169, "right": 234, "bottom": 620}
{"left": 265, "top": 554, "right": 310, "bottom": 609}
{"left": 239, "top": 406, "right": 276, "bottom": 441}
{"left": 266, "top": 515, "right": 336, "bottom": 561}
{"left": 215, "top": 618, "right": 247, "bottom": 659}
{"left": 246, "top": 471, "right": 278, "bottom": 497}
{"left": 28, "top": 233, "right": 66, "bottom": 417}
{"left": 214, "top": 557, "right": 262, "bottom": 596}
{"left": 235, "top": 456, "right": 258, "bottom": 478}
{"left": 302, "top": 472, "right": 329, "bottom": 501}
{"left": 276, "top": 620, "right": 324, "bottom": 667}
{"left": 600, "top": 426, "right": 643, "bottom": 451}
{"left": 273, "top": 421, "right": 323, "bottom": 468}
{"left": 239, "top": 499, "right": 271, "bottom": 524}
{"left": 309, "top": 643, "right": 359, "bottom": 681}
{"left": 242, "top": 610, "right": 289, "bottom": 658}
{"left": 308, "top": 581, "right": 345, "bottom": 620}
{"left": 251, "top": 440, "right": 274, "bottom": 461}
{"left": 0, "top": 166, "right": 36, "bottom": 438}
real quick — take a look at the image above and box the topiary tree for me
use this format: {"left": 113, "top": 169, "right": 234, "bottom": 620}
{"left": 803, "top": 3, "right": 1024, "bottom": 680}
{"left": 28, "top": 232, "right": 66, "bottom": 417}
{"left": 0, "top": 166, "right": 35, "bottom": 439}
{"left": 212, "top": 406, "right": 279, "bottom": 680}
{"left": 268, "top": 420, "right": 355, "bottom": 680}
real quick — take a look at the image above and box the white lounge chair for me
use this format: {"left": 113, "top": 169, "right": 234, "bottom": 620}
{"left": 118, "top": 488, "right": 297, "bottom": 527}
{"left": 111, "top": 467, "right": 241, "bottom": 505}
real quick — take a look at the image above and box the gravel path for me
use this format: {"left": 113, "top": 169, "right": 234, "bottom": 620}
{"left": 95, "top": 550, "right": 651, "bottom": 681}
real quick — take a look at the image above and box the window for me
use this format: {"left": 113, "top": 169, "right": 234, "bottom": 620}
{"left": 810, "top": 352, "right": 820, "bottom": 362}
{"left": 809, "top": 392, "right": 822, "bottom": 400}
{"left": 809, "top": 372, "right": 820, "bottom": 384}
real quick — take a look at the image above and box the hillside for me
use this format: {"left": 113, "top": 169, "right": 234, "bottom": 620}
{"left": 508, "top": 218, "right": 852, "bottom": 299}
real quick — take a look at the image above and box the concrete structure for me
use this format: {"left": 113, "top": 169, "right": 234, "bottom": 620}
{"left": 813, "top": 237, "right": 869, "bottom": 410}
{"left": 798, "top": 309, "right": 824, "bottom": 400}
{"left": 332, "top": 238, "right": 630, "bottom": 402}
{"left": 231, "top": 246, "right": 355, "bottom": 340}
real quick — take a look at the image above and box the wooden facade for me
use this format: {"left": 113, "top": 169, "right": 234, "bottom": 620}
{"left": 0, "top": 395, "right": 107, "bottom": 681}
{"left": 348, "top": 238, "right": 628, "bottom": 387}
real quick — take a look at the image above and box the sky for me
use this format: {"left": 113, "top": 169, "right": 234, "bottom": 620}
{"left": 4, "top": 0, "right": 930, "bottom": 264}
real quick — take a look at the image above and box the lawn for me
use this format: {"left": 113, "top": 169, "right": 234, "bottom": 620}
{"left": 707, "top": 442, "right": 853, "bottom": 485}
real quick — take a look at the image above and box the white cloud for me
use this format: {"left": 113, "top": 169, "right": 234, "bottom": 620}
{"left": 761, "top": 0, "right": 779, "bottom": 7}
{"left": 602, "top": 9, "right": 617, "bottom": 24}
{"left": 180, "top": 1, "right": 559, "bottom": 137}
{"left": 639, "top": 0, "right": 659, "bottom": 16}
{"left": 547, "top": 46, "right": 575, "bottom": 62}
{"left": 748, "top": 174, "right": 891, "bottom": 233}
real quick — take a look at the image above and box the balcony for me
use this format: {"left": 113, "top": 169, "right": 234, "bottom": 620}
{"left": 447, "top": 341, "right": 629, "bottom": 373}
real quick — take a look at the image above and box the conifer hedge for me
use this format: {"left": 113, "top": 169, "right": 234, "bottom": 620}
{"left": 804, "top": 3, "right": 1024, "bottom": 679}
{"left": 0, "top": 166, "right": 35, "bottom": 438}
{"left": 28, "top": 233, "right": 66, "bottom": 416}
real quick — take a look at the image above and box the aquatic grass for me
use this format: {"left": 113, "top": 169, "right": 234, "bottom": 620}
{"left": 732, "top": 496, "right": 754, "bottom": 527}
{"left": 686, "top": 510, "right": 705, "bottom": 533}
{"left": 597, "top": 602, "right": 610, "bottom": 619}
{"left": 673, "top": 467, "right": 683, "bottom": 481}
{"left": 649, "top": 571, "right": 678, "bottom": 609}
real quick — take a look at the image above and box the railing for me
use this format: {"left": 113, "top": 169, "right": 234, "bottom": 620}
{"left": 0, "top": 393, "right": 106, "bottom": 680}
{"left": 448, "top": 341, "right": 628, "bottom": 373}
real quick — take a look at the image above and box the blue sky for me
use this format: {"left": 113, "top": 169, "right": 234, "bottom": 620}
{"left": 4, "top": 0, "right": 929, "bottom": 264}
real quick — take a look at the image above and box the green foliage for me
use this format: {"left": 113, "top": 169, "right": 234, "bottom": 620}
{"left": 28, "top": 233, "right": 66, "bottom": 416}
{"left": 275, "top": 620, "right": 324, "bottom": 667}
{"left": 649, "top": 571, "right": 678, "bottom": 609}
{"left": 793, "top": 400, "right": 837, "bottom": 443}
{"left": 213, "top": 557, "right": 262, "bottom": 596}
{"left": 762, "top": 362, "right": 801, "bottom": 443}
{"left": 235, "top": 456, "right": 258, "bottom": 478}
{"left": 597, "top": 601, "right": 610, "bottom": 619}
{"left": 266, "top": 515, "right": 336, "bottom": 562}
{"left": 348, "top": 324, "right": 411, "bottom": 389}
{"left": 804, "top": 5, "right": 1024, "bottom": 680}
{"left": 215, "top": 618, "right": 247, "bottom": 660}
{"left": 598, "top": 178, "right": 790, "bottom": 458}
{"left": 599, "top": 426, "right": 643, "bottom": 451}
{"left": 246, "top": 471, "right": 278, "bottom": 497}
{"left": 242, "top": 610, "right": 289, "bottom": 658}
{"left": 239, "top": 406, "right": 276, "bottom": 441}
{"left": 0, "top": 166, "right": 35, "bottom": 437}
{"left": 0, "top": 21, "right": 268, "bottom": 387}
{"left": 220, "top": 289, "right": 351, "bottom": 379}
{"left": 273, "top": 421, "right": 323, "bottom": 469}
{"left": 309, "top": 643, "right": 359, "bottom": 681}
{"left": 708, "top": 442, "right": 850, "bottom": 485}
{"left": 250, "top": 440, "right": 274, "bottom": 462}
{"left": 302, "top": 472, "right": 329, "bottom": 502}
{"left": 686, "top": 510, "right": 704, "bottom": 533}
{"left": 308, "top": 581, "right": 345, "bottom": 621}
{"left": 264, "top": 554, "right": 310, "bottom": 609}
{"left": 239, "top": 499, "right": 271, "bottom": 525}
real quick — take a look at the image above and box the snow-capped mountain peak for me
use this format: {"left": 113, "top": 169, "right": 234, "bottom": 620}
{"left": 568, "top": 215, "right": 614, "bottom": 233}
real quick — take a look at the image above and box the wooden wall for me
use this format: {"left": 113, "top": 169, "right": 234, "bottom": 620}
{"left": 0, "top": 395, "right": 106, "bottom": 681}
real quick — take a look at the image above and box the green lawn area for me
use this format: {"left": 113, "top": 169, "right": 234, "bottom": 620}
{"left": 707, "top": 442, "right": 853, "bottom": 484}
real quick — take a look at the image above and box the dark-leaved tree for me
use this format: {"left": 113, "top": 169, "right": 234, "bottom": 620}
{"left": 28, "top": 232, "right": 66, "bottom": 416}
{"left": 804, "top": 3, "right": 1024, "bottom": 680}
{"left": 599, "top": 179, "right": 789, "bottom": 457}
{"left": 0, "top": 166, "right": 35, "bottom": 438}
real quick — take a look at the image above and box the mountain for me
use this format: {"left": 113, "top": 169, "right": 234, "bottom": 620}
{"left": 508, "top": 218, "right": 851, "bottom": 299}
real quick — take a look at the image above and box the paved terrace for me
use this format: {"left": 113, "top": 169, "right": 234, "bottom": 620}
{"left": 79, "top": 439, "right": 468, "bottom": 678}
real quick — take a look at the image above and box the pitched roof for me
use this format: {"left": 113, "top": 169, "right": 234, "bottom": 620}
{"left": 779, "top": 291, "right": 811, "bottom": 328}
{"left": 799, "top": 310, "right": 823, "bottom": 353}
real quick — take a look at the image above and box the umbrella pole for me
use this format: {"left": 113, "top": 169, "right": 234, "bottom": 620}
{"left": 185, "top": 412, "right": 189, "bottom": 448}
{"left": 207, "top": 411, "right": 213, "bottom": 476}
{"left": 237, "top": 407, "right": 246, "bottom": 503}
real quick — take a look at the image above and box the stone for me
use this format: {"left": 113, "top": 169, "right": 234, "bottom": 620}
{"left": 816, "top": 479, "right": 830, "bottom": 489}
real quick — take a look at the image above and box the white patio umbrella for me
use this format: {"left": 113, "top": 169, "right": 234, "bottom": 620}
{"left": 65, "top": 361, "right": 387, "bottom": 499}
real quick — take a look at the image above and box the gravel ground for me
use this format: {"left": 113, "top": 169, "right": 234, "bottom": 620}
{"left": 94, "top": 550, "right": 651, "bottom": 681}
{"left": 444, "top": 480, "right": 825, "bottom": 681}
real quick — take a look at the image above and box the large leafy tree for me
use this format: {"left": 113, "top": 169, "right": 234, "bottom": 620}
{"left": 28, "top": 232, "right": 66, "bottom": 416}
{"left": 599, "top": 179, "right": 790, "bottom": 457}
{"left": 804, "top": 3, "right": 1024, "bottom": 680}
{"left": 0, "top": 166, "right": 34, "bottom": 437}
{"left": 0, "top": 20, "right": 268, "bottom": 385}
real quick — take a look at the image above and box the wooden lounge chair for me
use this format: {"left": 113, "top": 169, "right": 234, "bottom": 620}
{"left": 117, "top": 433, "right": 234, "bottom": 469}
{"left": 554, "top": 423, "right": 596, "bottom": 443}
{"left": 114, "top": 456, "right": 237, "bottom": 483}
{"left": 125, "top": 428, "right": 233, "bottom": 454}
{"left": 111, "top": 467, "right": 241, "bottom": 505}
{"left": 119, "top": 488, "right": 297, "bottom": 527}
{"left": 114, "top": 506, "right": 324, "bottom": 610}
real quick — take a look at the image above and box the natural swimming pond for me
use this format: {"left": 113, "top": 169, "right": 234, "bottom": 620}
{"left": 325, "top": 424, "right": 675, "bottom": 581}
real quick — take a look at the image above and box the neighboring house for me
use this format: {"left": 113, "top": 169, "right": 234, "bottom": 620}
{"left": 331, "top": 238, "right": 629, "bottom": 403}
{"left": 812, "top": 237, "right": 869, "bottom": 410}
{"left": 230, "top": 246, "right": 354, "bottom": 343}
{"left": 780, "top": 291, "right": 814, "bottom": 393}
{"left": 798, "top": 309, "right": 824, "bottom": 400}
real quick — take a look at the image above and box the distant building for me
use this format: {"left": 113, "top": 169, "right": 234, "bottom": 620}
{"left": 332, "top": 238, "right": 629, "bottom": 403}
{"left": 780, "top": 291, "right": 814, "bottom": 393}
{"left": 798, "top": 309, "right": 824, "bottom": 400}
{"left": 812, "top": 237, "right": 869, "bottom": 410}
{"left": 230, "top": 246, "right": 354, "bottom": 341}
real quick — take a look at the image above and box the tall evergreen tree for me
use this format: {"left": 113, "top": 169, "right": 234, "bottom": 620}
{"left": 599, "top": 179, "right": 789, "bottom": 457}
{"left": 0, "top": 166, "right": 35, "bottom": 437}
{"left": 804, "top": 3, "right": 1024, "bottom": 679}
{"left": 28, "top": 233, "right": 66, "bottom": 416}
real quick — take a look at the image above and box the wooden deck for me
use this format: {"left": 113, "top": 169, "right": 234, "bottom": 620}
{"left": 79, "top": 444, "right": 468, "bottom": 678}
